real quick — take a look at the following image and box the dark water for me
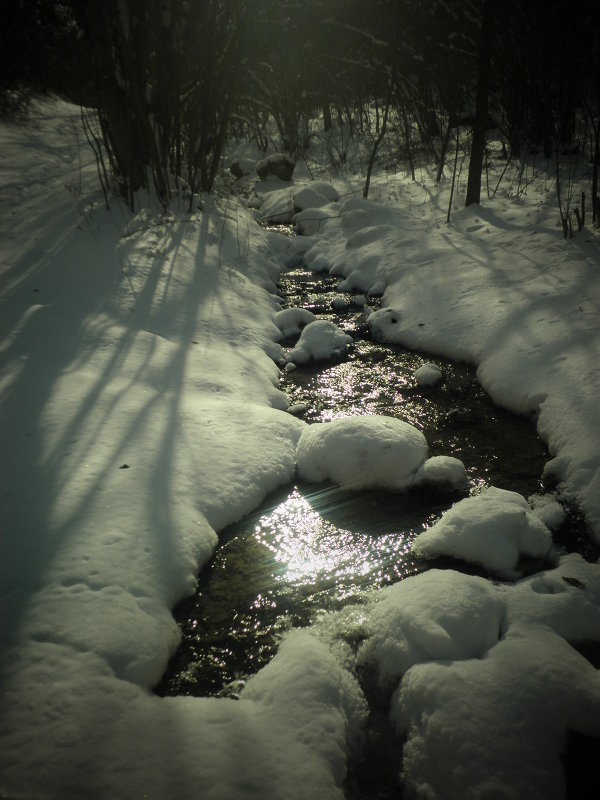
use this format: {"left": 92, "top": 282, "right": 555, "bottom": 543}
{"left": 154, "top": 265, "right": 570, "bottom": 700}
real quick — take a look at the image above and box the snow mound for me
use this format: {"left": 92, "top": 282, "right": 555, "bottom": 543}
{"left": 242, "top": 629, "right": 367, "bottom": 785}
{"left": 368, "top": 307, "right": 404, "bottom": 341}
{"left": 413, "top": 455, "right": 467, "bottom": 489}
{"left": 411, "top": 486, "right": 554, "bottom": 578}
{"left": 356, "top": 569, "right": 504, "bottom": 685}
{"left": 296, "top": 415, "right": 428, "bottom": 490}
{"left": 274, "top": 307, "right": 317, "bottom": 338}
{"left": 528, "top": 493, "right": 566, "bottom": 530}
{"left": 339, "top": 199, "right": 372, "bottom": 230}
{"left": 293, "top": 207, "right": 334, "bottom": 235}
{"left": 414, "top": 362, "right": 443, "bottom": 386}
{"left": 337, "top": 269, "right": 377, "bottom": 293}
{"left": 507, "top": 553, "right": 600, "bottom": 642}
{"left": 293, "top": 182, "right": 338, "bottom": 211}
{"left": 288, "top": 319, "right": 353, "bottom": 364}
{"left": 247, "top": 185, "right": 295, "bottom": 223}
{"left": 394, "top": 622, "right": 600, "bottom": 800}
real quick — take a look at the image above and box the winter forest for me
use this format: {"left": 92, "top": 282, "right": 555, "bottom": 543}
{"left": 2, "top": 1, "right": 600, "bottom": 799}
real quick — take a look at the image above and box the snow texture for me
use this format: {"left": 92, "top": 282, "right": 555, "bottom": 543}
{"left": 411, "top": 486, "right": 554, "bottom": 578}
{"left": 296, "top": 415, "right": 428, "bottom": 490}
{"left": 412, "top": 455, "right": 467, "bottom": 489}
{"left": 414, "top": 362, "right": 443, "bottom": 386}
{"left": 274, "top": 306, "right": 317, "bottom": 338}
{"left": 3, "top": 99, "right": 600, "bottom": 800}
{"left": 287, "top": 319, "right": 353, "bottom": 364}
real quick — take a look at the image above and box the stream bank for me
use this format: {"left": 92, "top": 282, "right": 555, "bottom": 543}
{"left": 156, "top": 261, "right": 567, "bottom": 699}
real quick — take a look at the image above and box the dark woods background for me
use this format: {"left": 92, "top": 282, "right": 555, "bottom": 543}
{"left": 2, "top": 0, "right": 599, "bottom": 217}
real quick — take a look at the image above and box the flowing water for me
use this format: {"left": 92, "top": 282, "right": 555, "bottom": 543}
{"left": 155, "top": 263, "right": 588, "bottom": 696}
{"left": 155, "top": 256, "right": 598, "bottom": 796}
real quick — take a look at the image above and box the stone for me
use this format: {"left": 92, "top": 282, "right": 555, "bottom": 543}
{"left": 256, "top": 153, "right": 296, "bottom": 181}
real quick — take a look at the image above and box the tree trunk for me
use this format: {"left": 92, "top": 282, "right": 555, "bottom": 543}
{"left": 592, "top": 124, "right": 600, "bottom": 224}
{"left": 466, "top": 0, "right": 495, "bottom": 207}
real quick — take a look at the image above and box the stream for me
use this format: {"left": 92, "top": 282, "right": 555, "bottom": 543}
{"left": 155, "top": 245, "right": 598, "bottom": 797}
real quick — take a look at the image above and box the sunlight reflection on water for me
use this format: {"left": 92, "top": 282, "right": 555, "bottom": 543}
{"left": 254, "top": 486, "right": 417, "bottom": 589}
{"left": 157, "top": 265, "right": 552, "bottom": 700}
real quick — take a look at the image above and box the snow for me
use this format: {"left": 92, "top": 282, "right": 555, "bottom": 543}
{"left": 303, "top": 194, "right": 600, "bottom": 537}
{"left": 1, "top": 101, "right": 354, "bottom": 800}
{"left": 412, "top": 454, "right": 467, "bottom": 489}
{"left": 355, "top": 569, "right": 505, "bottom": 685}
{"left": 394, "top": 622, "right": 600, "bottom": 800}
{"left": 414, "top": 362, "right": 443, "bottom": 386}
{"left": 296, "top": 415, "right": 428, "bottom": 490}
{"left": 274, "top": 306, "right": 317, "bottom": 337}
{"left": 411, "top": 486, "right": 555, "bottom": 578}
{"left": 322, "top": 555, "right": 600, "bottom": 800}
{"left": 287, "top": 318, "right": 353, "bottom": 364}
{"left": 3, "top": 98, "right": 600, "bottom": 800}
{"left": 293, "top": 182, "right": 339, "bottom": 211}
{"left": 293, "top": 206, "right": 335, "bottom": 235}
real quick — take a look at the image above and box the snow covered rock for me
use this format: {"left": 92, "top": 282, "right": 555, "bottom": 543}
{"left": 256, "top": 153, "right": 295, "bottom": 181}
{"left": 293, "top": 207, "right": 333, "bottom": 235}
{"left": 528, "top": 493, "right": 566, "bottom": 530}
{"left": 331, "top": 296, "right": 349, "bottom": 310}
{"left": 413, "top": 455, "right": 467, "bottom": 489}
{"left": 356, "top": 569, "right": 504, "bottom": 685}
{"left": 414, "top": 362, "right": 443, "bottom": 386}
{"left": 229, "top": 157, "right": 255, "bottom": 178}
{"left": 293, "top": 183, "right": 338, "bottom": 212}
{"left": 274, "top": 307, "right": 317, "bottom": 338}
{"left": 287, "top": 402, "right": 308, "bottom": 416}
{"left": 248, "top": 186, "right": 295, "bottom": 223}
{"left": 411, "top": 486, "right": 554, "bottom": 578}
{"left": 288, "top": 319, "right": 353, "bottom": 364}
{"left": 296, "top": 415, "right": 428, "bottom": 490}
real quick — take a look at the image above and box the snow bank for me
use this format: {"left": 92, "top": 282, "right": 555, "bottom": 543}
{"left": 0, "top": 630, "right": 365, "bottom": 800}
{"left": 394, "top": 622, "right": 600, "bottom": 800}
{"left": 3, "top": 101, "right": 377, "bottom": 800}
{"left": 319, "top": 553, "right": 600, "bottom": 800}
{"left": 411, "top": 487, "right": 554, "bottom": 578}
{"left": 288, "top": 319, "right": 353, "bottom": 363}
{"left": 296, "top": 415, "right": 428, "bottom": 490}
{"left": 302, "top": 193, "right": 600, "bottom": 540}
